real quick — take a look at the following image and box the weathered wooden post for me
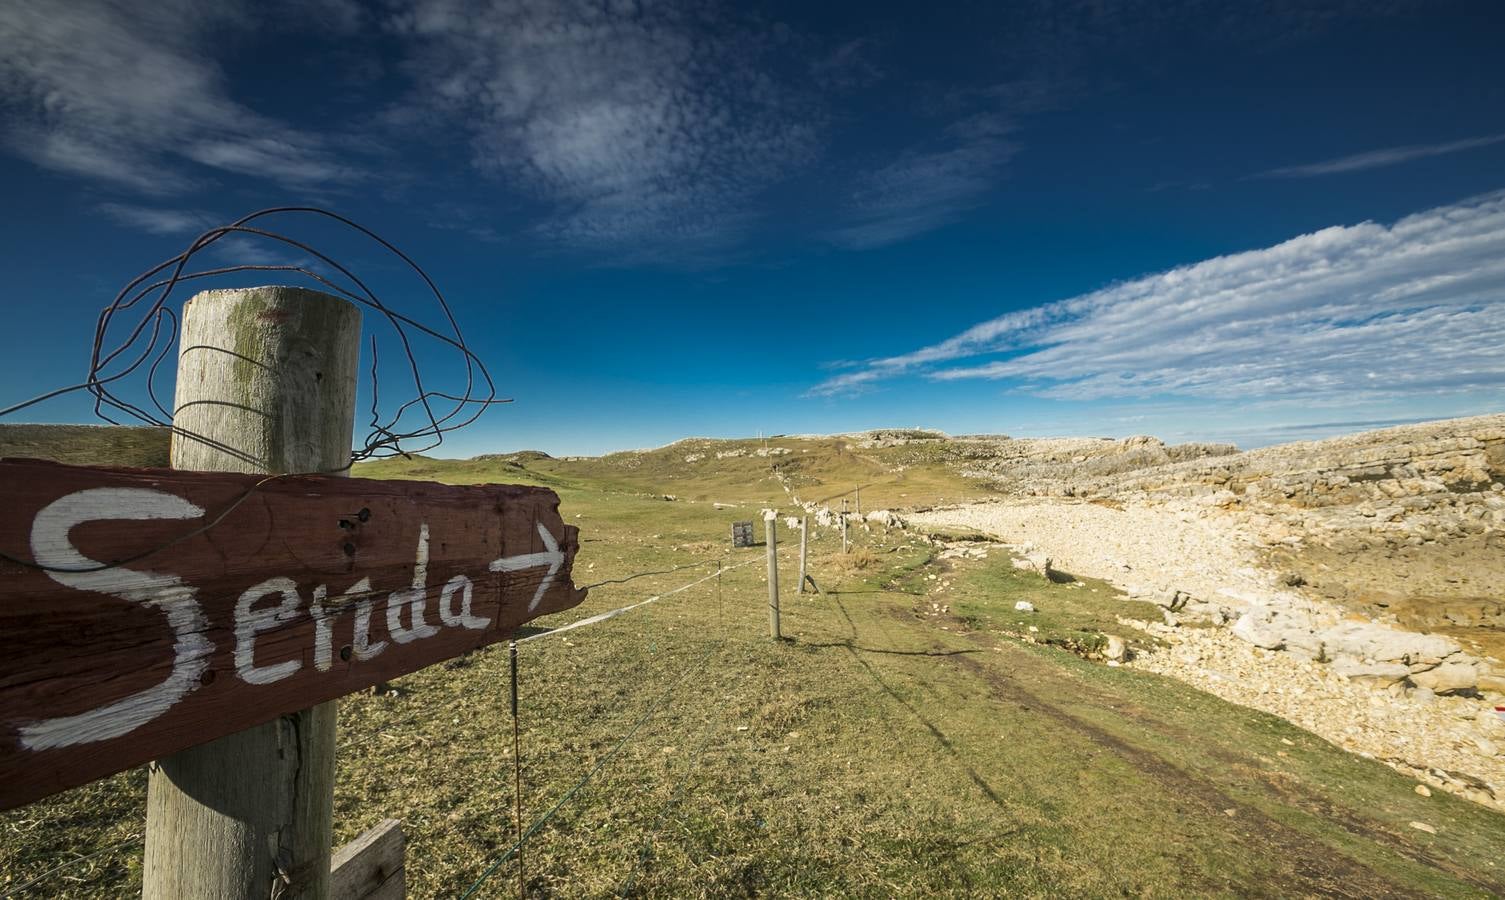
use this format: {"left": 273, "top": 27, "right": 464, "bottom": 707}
{"left": 797, "top": 514, "right": 808, "bottom": 594}
{"left": 144, "top": 286, "right": 360, "bottom": 899}
{"left": 854, "top": 487, "right": 861, "bottom": 517}
{"left": 765, "top": 510, "right": 780, "bottom": 639}
{"left": 840, "top": 500, "right": 850, "bottom": 554}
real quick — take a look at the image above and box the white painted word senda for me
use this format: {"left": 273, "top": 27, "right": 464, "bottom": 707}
{"left": 22, "top": 486, "right": 567, "bottom": 751}
{"left": 0, "top": 457, "right": 586, "bottom": 811}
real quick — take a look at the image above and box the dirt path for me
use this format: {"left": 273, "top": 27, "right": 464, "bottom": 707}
{"left": 909, "top": 498, "right": 1285, "bottom": 605}
{"left": 817, "top": 585, "right": 1505, "bottom": 898}
{"left": 952, "top": 640, "right": 1505, "bottom": 898}
{"left": 949, "top": 650, "right": 1427, "bottom": 899}
{"left": 908, "top": 499, "right": 1505, "bottom": 814}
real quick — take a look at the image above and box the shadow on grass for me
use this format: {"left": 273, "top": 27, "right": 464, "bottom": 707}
{"left": 826, "top": 597, "right": 1008, "bottom": 810}
{"left": 800, "top": 639, "right": 980, "bottom": 659}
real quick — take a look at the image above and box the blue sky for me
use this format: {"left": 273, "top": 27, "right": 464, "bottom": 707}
{"left": 1, "top": 0, "right": 1502, "bottom": 457}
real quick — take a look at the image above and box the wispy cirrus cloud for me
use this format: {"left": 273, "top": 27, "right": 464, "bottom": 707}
{"left": 826, "top": 78, "right": 1068, "bottom": 250}
{"left": 1254, "top": 133, "right": 1505, "bottom": 179}
{"left": 0, "top": 0, "right": 358, "bottom": 194}
{"left": 827, "top": 113, "right": 1017, "bottom": 250}
{"left": 810, "top": 191, "right": 1505, "bottom": 402}
{"left": 387, "top": 0, "right": 821, "bottom": 258}
{"left": 96, "top": 203, "right": 213, "bottom": 235}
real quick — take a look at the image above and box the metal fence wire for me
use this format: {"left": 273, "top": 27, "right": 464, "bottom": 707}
{"left": 0, "top": 206, "right": 508, "bottom": 468}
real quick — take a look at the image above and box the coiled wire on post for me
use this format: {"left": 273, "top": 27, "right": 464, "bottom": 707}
{"left": 0, "top": 206, "right": 508, "bottom": 466}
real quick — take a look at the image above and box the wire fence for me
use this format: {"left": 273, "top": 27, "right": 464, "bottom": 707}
{"left": 456, "top": 531, "right": 837, "bottom": 897}
{"left": 0, "top": 206, "right": 506, "bottom": 467}
{"left": 0, "top": 214, "right": 874, "bottom": 894}
{"left": 1, "top": 510, "right": 859, "bottom": 898}
{"left": 0, "top": 206, "right": 514, "bottom": 582}
{"left": 1, "top": 834, "right": 143, "bottom": 898}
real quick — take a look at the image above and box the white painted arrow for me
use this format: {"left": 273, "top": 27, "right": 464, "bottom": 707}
{"left": 490, "top": 522, "right": 564, "bottom": 611}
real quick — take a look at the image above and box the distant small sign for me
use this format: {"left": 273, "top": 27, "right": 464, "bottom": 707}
{"left": 731, "top": 521, "right": 755, "bottom": 548}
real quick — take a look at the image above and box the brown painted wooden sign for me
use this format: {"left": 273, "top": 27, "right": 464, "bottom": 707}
{"left": 0, "top": 458, "right": 586, "bottom": 810}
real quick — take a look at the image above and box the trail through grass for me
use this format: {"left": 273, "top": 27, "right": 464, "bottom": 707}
{"left": 4, "top": 452, "right": 1504, "bottom": 897}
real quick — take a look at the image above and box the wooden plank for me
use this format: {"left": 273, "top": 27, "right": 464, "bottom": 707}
{"left": 0, "top": 458, "right": 587, "bottom": 810}
{"left": 331, "top": 819, "right": 405, "bottom": 900}
{"left": 0, "top": 424, "right": 170, "bottom": 467}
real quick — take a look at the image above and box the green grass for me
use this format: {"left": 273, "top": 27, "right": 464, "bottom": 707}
{"left": 4, "top": 447, "right": 1505, "bottom": 897}
{"left": 357, "top": 433, "right": 990, "bottom": 512}
{"left": 938, "top": 552, "right": 1167, "bottom": 657}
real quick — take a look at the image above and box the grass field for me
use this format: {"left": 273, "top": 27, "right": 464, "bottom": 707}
{"left": 4, "top": 443, "right": 1505, "bottom": 897}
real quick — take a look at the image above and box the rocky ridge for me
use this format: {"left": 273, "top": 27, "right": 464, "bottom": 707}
{"left": 1125, "top": 619, "right": 1505, "bottom": 811}
{"left": 904, "top": 413, "right": 1505, "bottom": 810}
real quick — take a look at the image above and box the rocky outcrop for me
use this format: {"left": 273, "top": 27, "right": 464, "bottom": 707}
{"left": 1135, "top": 580, "right": 1496, "bottom": 696}
{"left": 911, "top": 414, "right": 1505, "bottom": 810}
{"left": 940, "top": 433, "right": 1239, "bottom": 490}
{"left": 845, "top": 428, "right": 951, "bottom": 448}
{"left": 1231, "top": 608, "right": 1286, "bottom": 650}
{"left": 942, "top": 416, "right": 1505, "bottom": 561}
{"left": 936, "top": 414, "right": 1505, "bottom": 655}
{"left": 1010, "top": 548, "right": 1056, "bottom": 580}
{"left": 1043, "top": 416, "right": 1505, "bottom": 568}
{"left": 1126, "top": 619, "right": 1505, "bottom": 811}
{"left": 1033, "top": 414, "right": 1503, "bottom": 504}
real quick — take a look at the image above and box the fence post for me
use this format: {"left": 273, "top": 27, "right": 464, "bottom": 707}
{"left": 797, "top": 514, "right": 808, "bottom": 594}
{"left": 143, "top": 286, "right": 360, "bottom": 899}
{"left": 842, "top": 496, "right": 854, "bottom": 553}
{"left": 854, "top": 487, "right": 861, "bottom": 517}
{"left": 765, "top": 510, "right": 780, "bottom": 639}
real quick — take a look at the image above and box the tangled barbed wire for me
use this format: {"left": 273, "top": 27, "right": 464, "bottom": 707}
{"left": 0, "top": 206, "right": 506, "bottom": 467}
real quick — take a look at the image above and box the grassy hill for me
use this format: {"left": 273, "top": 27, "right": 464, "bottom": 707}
{"left": 356, "top": 433, "right": 991, "bottom": 511}
{"left": 4, "top": 441, "right": 1504, "bottom": 897}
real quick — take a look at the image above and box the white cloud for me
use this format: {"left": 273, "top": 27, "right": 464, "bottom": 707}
{"left": 828, "top": 119, "right": 1017, "bottom": 250}
{"left": 387, "top": 0, "right": 820, "bottom": 256}
{"left": 1255, "top": 133, "right": 1505, "bottom": 178}
{"left": 810, "top": 192, "right": 1505, "bottom": 404}
{"left": 0, "top": 0, "right": 357, "bottom": 193}
{"left": 203, "top": 234, "right": 306, "bottom": 268}
{"left": 809, "top": 37, "right": 883, "bottom": 90}
{"left": 827, "top": 86, "right": 1058, "bottom": 250}
{"left": 97, "top": 203, "right": 212, "bottom": 235}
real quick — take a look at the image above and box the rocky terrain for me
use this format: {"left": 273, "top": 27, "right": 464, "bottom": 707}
{"left": 1018, "top": 415, "right": 1505, "bottom": 646}
{"left": 391, "top": 416, "right": 1505, "bottom": 809}
{"left": 879, "top": 414, "right": 1505, "bottom": 809}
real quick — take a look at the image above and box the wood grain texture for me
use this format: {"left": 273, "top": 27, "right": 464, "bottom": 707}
{"left": 148, "top": 284, "right": 364, "bottom": 900}
{"left": 171, "top": 285, "right": 361, "bottom": 477}
{"left": 0, "top": 459, "right": 585, "bottom": 811}
{"left": 0, "top": 424, "right": 171, "bottom": 467}
{"left": 331, "top": 819, "right": 405, "bottom": 900}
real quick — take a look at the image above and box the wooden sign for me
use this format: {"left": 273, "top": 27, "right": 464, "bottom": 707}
{"left": 0, "top": 459, "right": 587, "bottom": 810}
{"left": 731, "top": 521, "right": 755, "bottom": 548}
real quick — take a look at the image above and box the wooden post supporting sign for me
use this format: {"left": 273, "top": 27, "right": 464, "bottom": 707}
{"left": 146, "top": 285, "right": 358, "bottom": 899}
{"left": 0, "top": 287, "right": 588, "bottom": 894}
